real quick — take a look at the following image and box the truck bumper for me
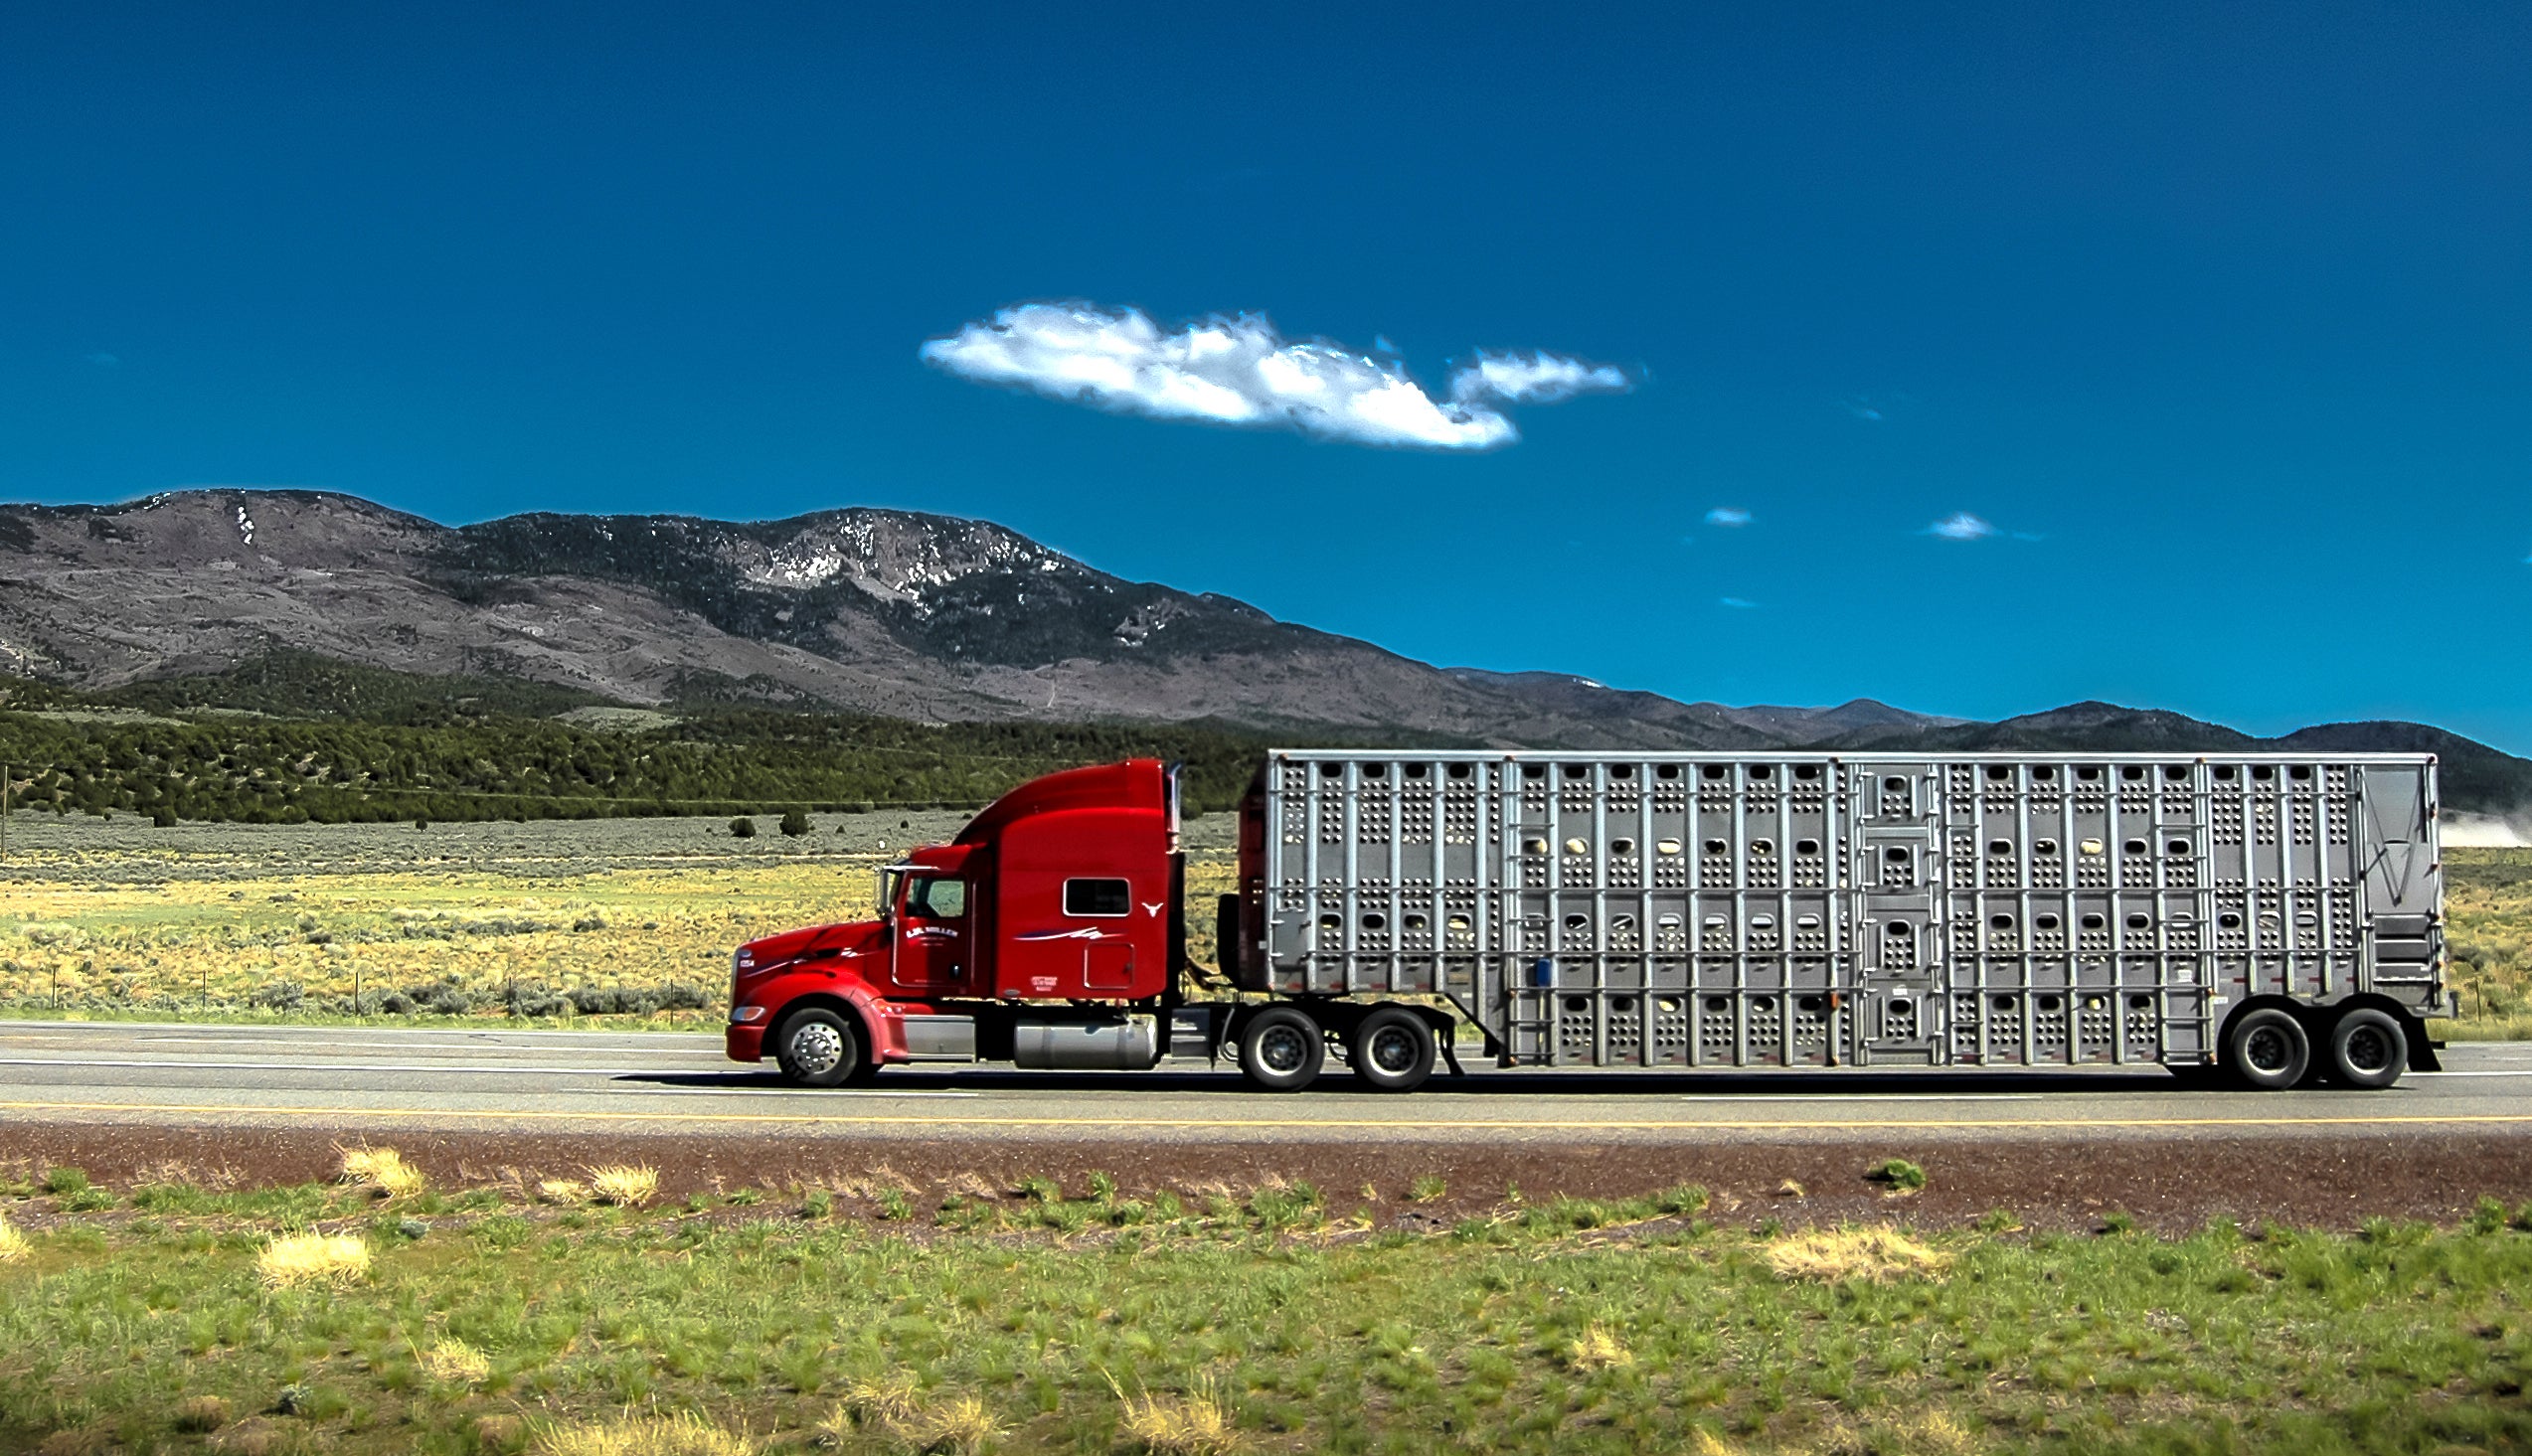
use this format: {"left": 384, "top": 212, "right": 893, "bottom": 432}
{"left": 725, "top": 1023, "right": 767, "bottom": 1063}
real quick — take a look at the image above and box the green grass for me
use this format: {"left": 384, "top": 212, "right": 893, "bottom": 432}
{"left": 3, "top": 1170, "right": 2531, "bottom": 1454}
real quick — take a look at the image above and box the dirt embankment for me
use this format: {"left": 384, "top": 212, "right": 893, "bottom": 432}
{"left": 7, "top": 1123, "right": 2531, "bottom": 1233}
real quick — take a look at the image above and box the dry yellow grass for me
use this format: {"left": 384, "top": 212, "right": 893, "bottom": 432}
{"left": 835, "top": 1372, "right": 924, "bottom": 1425}
{"left": 1686, "top": 1429, "right": 1739, "bottom": 1456}
{"left": 537, "top": 1179, "right": 591, "bottom": 1206}
{"left": 0, "top": 1212, "right": 27, "bottom": 1265}
{"left": 587, "top": 1165, "right": 658, "bottom": 1207}
{"left": 420, "top": 1337, "right": 491, "bottom": 1383}
{"left": 337, "top": 1144, "right": 424, "bottom": 1199}
{"left": 533, "top": 1411, "right": 753, "bottom": 1456}
{"left": 894, "top": 1393, "right": 1001, "bottom": 1455}
{"left": 1563, "top": 1323, "right": 1633, "bottom": 1370}
{"left": 255, "top": 1231, "right": 370, "bottom": 1288}
{"left": 1764, "top": 1226, "right": 1951, "bottom": 1284}
{"left": 1113, "top": 1376, "right": 1239, "bottom": 1455}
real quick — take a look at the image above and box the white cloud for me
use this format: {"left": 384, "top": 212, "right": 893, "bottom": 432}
{"left": 920, "top": 302, "right": 1625, "bottom": 450}
{"left": 1719, "top": 596, "right": 1758, "bottom": 609}
{"left": 1925, "top": 512, "right": 1999, "bottom": 542}
{"left": 1705, "top": 507, "right": 1751, "bottom": 527}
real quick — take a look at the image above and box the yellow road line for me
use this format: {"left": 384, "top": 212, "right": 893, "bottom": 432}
{"left": 6, "top": 1099, "right": 2532, "bottom": 1132}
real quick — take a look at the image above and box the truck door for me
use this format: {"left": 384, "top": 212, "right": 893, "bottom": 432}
{"left": 1857, "top": 824, "right": 1941, "bottom": 1064}
{"left": 892, "top": 875, "right": 971, "bottom": 996}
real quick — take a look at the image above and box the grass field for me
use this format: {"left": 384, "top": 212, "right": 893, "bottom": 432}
{"left": 1, "top": 811, "right": 2522, "bottom": 1038}
{"left": 3, "top": 1154, "right": 2529, "bottom": 1455}
{"left": 0, "top": 811, "right": 1237, "bottom": 1026}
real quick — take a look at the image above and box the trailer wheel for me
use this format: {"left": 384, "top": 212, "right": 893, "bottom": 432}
{"left": 2326, "top": 1008, "right": 2407, "bottom": 1089}
{"left": 2225, "top": 1007, "right": 2310, "bottom": 1091}
{"left": 774, "top": 1008, "right": 862, "bottom": 1089}
{"left": 1239, "top": 1007, "right": 1324, "bottom": 1092}
{"left": 1349, "top": 1007, "right": 1435, "bottom": 1093}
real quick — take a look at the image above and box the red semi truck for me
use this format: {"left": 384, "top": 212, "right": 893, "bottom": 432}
{"left": 727, "top": 750, "right": 2449, "bottom": 1092}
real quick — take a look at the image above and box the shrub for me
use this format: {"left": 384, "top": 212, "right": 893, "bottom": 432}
{"left": 1867, "top": 1158, "right": 1929, "bottom": 1194}
{"left": 778, "top": 808, "right": 810, "bottom": 837}
{"left": 729, "top": 816, "right": 757, "bottom": 839}
{"left": 588, "top": 1165, "right": 659, "bottom": 1207}
{"left": 256, "top": 1232, "right": 371, "bottom": 1288}
{"left": 421, "top": 1338, "right": 490, "bottom": 1384}
{"left": 249, "top": 980, "right": 305, "bottom": 1010}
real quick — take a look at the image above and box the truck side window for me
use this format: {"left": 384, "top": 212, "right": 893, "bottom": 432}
{"left": 906, "top": 878, "right": 965, "bottom": 917}
{"left": 1063, "top": 878, "right": 1131, "bottom": 916}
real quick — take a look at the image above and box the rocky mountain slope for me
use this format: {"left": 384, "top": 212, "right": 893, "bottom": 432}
{"left": 3, "top": 489, "right": 2525, "bottom": 809}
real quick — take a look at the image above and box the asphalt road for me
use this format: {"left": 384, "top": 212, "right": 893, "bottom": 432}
{"left": 3, "top": 1019, "right": 2529, "bottom": 1148}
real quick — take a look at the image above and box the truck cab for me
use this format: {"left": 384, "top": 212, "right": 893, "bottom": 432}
{"left": 725, "top": 758, "right": 1187, "bottom": 1083}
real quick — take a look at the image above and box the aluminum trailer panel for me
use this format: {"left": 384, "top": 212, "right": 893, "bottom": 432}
{"left": 1241, "top": 751, "right": 2445, "bottom": 1069}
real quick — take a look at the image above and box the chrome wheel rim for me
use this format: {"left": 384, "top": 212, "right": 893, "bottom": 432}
{"left": 789, "top": 1021, "right": 844, "bottom": 1075}
{"left": 1257, "top": 1025, "right": 1309, "bottom": 1074}
{"left": 1367, "top": 1025, "right": 1422, "bottom": 1076}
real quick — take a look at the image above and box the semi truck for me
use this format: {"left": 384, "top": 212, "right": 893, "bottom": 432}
{"left": 726, "top": 750, "right": 2448, "bottom": 1093}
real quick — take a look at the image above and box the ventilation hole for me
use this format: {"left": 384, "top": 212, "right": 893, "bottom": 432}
{"left": 1658, "top": 997, "right": 1682, "bottom": 1014}
{"left": 1363, "top": 763, "right": 1386, "bottom": 778}
{"left": 1988, "top": 839, "right": 2012, "bottom": 854}
{"left": 1403, "top": 913, "right": 1428, "bottom": 931}
{"left": 1655, "top": 839, "right": 1684, "bottom": 855}
{"left": 1705, "top": 997, "right": 1730, "bottom": 1013}
{"left": 2080, "top": 838, "right": 2105, "bottom": 855}
{"left": 2038, "top": 995, "right": 2062, "bottom": 1012}
{"left": 1795, "top": 839, "right": 1820, "bottom": 855}
{"left": 1611, "top": 996, "right": 1635, "bottom": 1013}
{"left": 2167, "top": 839, "right": 2192, "bottom": 856}
{"left": 1703, "top": 764, "right": 1728, "bottom": 780}
{"left": 2123, "top": 839, "right": 2148, "bottom": 855}
{"left": 1795, "top": 914, "right": 1820, "bottom": 929}
{"left": 1750, "top": 838, "right": 1773, "bottom": 854}
{"left": 1610, "top": 837, "right": 1636, "bottom": 856}
{"left": 1521, "top": 763, "right": 1546, "bottom": 780}
{"left": 1522, "top": 837, "right": 1550, "bottom": 856}
{"left": 2076, "top": 766, "right": 2102, "bottom": 781}
{"left": 1318, "top": 761, "right": 1343, "bottom": 777}
{"left": 1563, "top": 837, "right": 1589, "bottom": 856}
{"left": 1564, "top": 914, "right": 1589, "bottom": 930}
{"left": 2121, "top": 765, "right": 2146, "bottom": 781}
{"left": 1883, "top": 776, "right": 1908, "bottom": 791}
{"left": 1750, "top": 764, "right": 1773, "bottom": 780}
{"left": 1986, "top": 765, "right": 2011, "bottom": 781}
{"left": 1798, "top": 996, "right": 1823, "bottom": 1012}
{"left": 2035, "top": 838, "right": 2059, "bottom": 855}
{"left": 1752, "top": 997, "right": 1776, "bottom": 1013}
{"left": 2035, "top": 913, "right": 2061, "bottom": 929}
{"left": 2218, "top": 912, "right": 2243, "bottom": 928}
{"left": 2081, "top": 914, "right": 2107, "bottom": 929}
{"left": 2291, "top": 764, "right": 2312, "bottom": 780}
{"left": 1610, "top": 763, "right": 1634, "bottom": 779}
{"left": 2164, "top": 764, "right": 2190, "bottom": 781}
{"left": 1446, "top": 762, "right": 1471, "bottom": 779}
{"left": 1446, "top": 913, "right": 1471, "bottom": 932}
{"left": 1361, "top": 912, "right": 1387, "bottom": 930}
{"left": 1704, "top": 839, "right": 1729, "bottom": 854}
{"left": 1562, "top": 764, "right": 1587, "bottom": 780}
{"left": 1404, "top": 762, "right": 1428, "bottom": 778}
{"left": 2213, "top": 764, "right": 2238, "bottom": 780}
{"left": 1655, "top": 764, "right": 1680, "bottom": 780}
{"left": 2129, "top": 995, "right": 2153, "bottom": 1010}
{"left": 2125, "top": 913, "right": 2151, "bottom": 929}
{"left": 1885, "top": 846, "right": 1910, "bottom": 862}
{"left": 1989, "top": 914, "right": 2014, "bottom": 929}
{"left": 1993, "top": 995, "right": 2016, "bottom": 1010}
{"left": 1794, "top": 764, "right": 1820, "bottom": 779}
{"left": 2033, "top": 766, "right": 2056, "bottom": 781}
{"left": 2253, "top": 765, "right": 2276, "bottom": 780}
{"left": 1565, "top": 997, "right": 1590, "bottom": 1013}
{"left": 1886, "top": 921, "right": 1914, "bottom": 937}
{"left": 1318, "top": 914, "right": 1340, "bottom": 929}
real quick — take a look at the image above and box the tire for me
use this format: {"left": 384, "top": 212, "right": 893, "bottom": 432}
{"left": 1238, "top": 1007, "right": 1325, "bottom": 1092}
{"left": 2225, "top": 1007, "right": 2310, "bottom": 1091}
{"left": 2326, "top": 1008, "right": 2408, "bottom": 1090}
{"left": 773, "top": 1007, "right": 862, "bottom": 1088}
{"left": 1349, "top": 1006, "right": 1436, "bottom": 1093}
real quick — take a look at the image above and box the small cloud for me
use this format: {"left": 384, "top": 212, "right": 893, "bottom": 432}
{"left": 1925, "top": 512, "right": 1998, "bottom": 542}
{"left": 1846, "top": 402, "right": 1883, "bottom": 422}
{"left": 1373, "top": 335, "right": 1399, "bottom": 355}
{"left": 84, "top": 351, "right": 118, "bottom": 368}
{"left": 1704, "top": 507, "right": 1752, "bottom": 527}
{"left": 921, "top": 301, "right": 1627, "bottom": 450}
{"left": 1719, "top": 596, "right": 1758, "bottom": 609}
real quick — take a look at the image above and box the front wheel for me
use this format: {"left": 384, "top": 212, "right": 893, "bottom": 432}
{"left": 2326, "top": 1008, "right": 2407, "bottom": 1089}
{"left": 1239, "top": 1007, "right": 1325, "bottom": 1092}
{"left": 774, "top": 1008, "right": 865, "bottom": 1088}
{"left": 2225, "top": 1007, "right": 2310, "bottom": 1091}
{"left": 1349, "top": 1006, "right": 1436, "bottom": 1093}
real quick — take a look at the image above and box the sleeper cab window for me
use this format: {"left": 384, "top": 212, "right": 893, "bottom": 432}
{"left": 1062, "top": 878, "right": 1131, "bottom": 917}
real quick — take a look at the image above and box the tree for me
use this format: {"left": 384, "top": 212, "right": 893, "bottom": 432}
{"left": 778, "top": 808, "right": 810, "bottom": 837}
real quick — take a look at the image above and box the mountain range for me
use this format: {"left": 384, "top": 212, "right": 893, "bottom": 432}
{"left": 3, "top": 489, "right": 2526, "bottom": 813}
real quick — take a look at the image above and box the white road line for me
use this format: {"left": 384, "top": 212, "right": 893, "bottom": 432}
{"left": 2410, "top": 1070, "right": 2532, "bottom": 1078}
{"left": 133, "top": 1037, "right": 723, "bottom": 1056}
{"left": 0, "top": 1056, "right": 713, "bottom": 1078}
{"left": 1668, "top": 1092, "right": 2048, "bottom": 1103}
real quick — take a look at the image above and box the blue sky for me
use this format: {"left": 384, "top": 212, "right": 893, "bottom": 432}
{"left": 5, "top": 3, "right": 2529, "bottom": 748}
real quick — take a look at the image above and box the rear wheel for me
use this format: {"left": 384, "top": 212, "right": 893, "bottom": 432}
{"left": 1239, "top": 1007, "right": 1324, "bottom": 1092}
{"left": 2225, "top": 1007, "right": 2310, "bottom": 1091}
{"left": 2326, "top": 1008, "right": 2407, "bottom": 1089}
{"left": 1349, "top": 1006, "right": 1436, "bottom": 1093}
{"left": 774, "top": 1008, "right": 863, "bottom": 1088}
